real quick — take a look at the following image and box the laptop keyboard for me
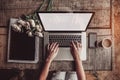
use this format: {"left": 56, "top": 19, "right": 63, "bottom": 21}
{"left": 49, "top": 35, "right": 81, "bottom": 47}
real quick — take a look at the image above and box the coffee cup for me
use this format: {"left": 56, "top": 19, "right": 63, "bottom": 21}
{"left": 100, "top": 38, "right": 112, "bottom": 49}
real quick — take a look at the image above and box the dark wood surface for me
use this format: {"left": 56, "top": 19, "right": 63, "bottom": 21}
{"left": 0, "top": 0, "right": 111, "bottom": 28}
{"left": 0, "top": 28, "right": 113, "bottom": 71}
{"left": 0, "top": 0, "right": 113, "bottom": 71}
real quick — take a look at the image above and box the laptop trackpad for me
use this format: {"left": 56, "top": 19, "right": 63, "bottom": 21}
{"left": 54, "top": 48, "right": 86, "bottom": 61}
{"left": 54, "top": 48, "right": 73, "bottom": 61}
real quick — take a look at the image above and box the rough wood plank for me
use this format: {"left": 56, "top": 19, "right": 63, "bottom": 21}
{"left": 85, "top": 49, "right": 96, "bottom": 70}
{"left": 0, "top": 28, "right": 7, "bottom": 34}
{"left": 0, "top": 0, "right": 42, "bottom": 10}
{"left": 83, "top": 0, "right": 110, "bottom": 9}
{"left": 0, "top": 9, "right": 37, "bottom": 27}
{"left": 86, "top": 29, "right": 112, "bottom": 36}
{"left": 52, "top": 0, "right": 84, "bottom": 10}
{"left": 89, "top": 9, "right": 110, "bottom": 28}
{"left": 0, "top": 34, "right": 8, "bottom": 68}
{"left": 52, "top": 0, "right": 110, "bottom": 10}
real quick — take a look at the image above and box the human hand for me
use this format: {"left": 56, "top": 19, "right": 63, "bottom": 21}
{"left": 70, "top": 41, "right": 82, "bottom": 60}
{"left": 46, "top": 42, "right": 59, "bottom": 62}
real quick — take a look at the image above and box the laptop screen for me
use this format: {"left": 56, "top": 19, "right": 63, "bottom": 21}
{"left": 38, "top": 12, "right": 94, "bottom": 31}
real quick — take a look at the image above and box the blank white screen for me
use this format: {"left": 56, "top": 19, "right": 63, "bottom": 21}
{"left": 38, "top": 13, "right": 93, "bottom": 31}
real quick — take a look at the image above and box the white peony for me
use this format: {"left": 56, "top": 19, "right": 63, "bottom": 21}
{"left": 35, "top": 24, "right": 43, "bottom": 32}
{"left": 26, "top": 31, "right": 33, "bottom": 37}
{"left": 17, "top": 19, "right": 26, "bottom": 26}
{"left": 24, "top": 22, "right": 31, "bottom": 30}
{"left": 34, "top": 31, "right": 43, "bottom": 37}
{"left": 28, "top": 19, "right": 35, "bottom": 27}
{"left": 11, "top": 24, "right": 21, "bottom": 32}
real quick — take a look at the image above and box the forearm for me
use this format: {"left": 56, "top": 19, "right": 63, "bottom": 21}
{"left": 39, "top": 59, "right": 52, "bottom": 80}
{"left": 75, "top": 58, "right": 86, "bottom": 80}
{"left": 39, "top": 42, "right": 59, "bottom": 80}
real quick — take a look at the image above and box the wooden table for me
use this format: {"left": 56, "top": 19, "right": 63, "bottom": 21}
{"left": 0, "top": 0, "right": 113, "bottom": 71}
{"left": 0, "top": 28, "right": 113, "bottom": 71}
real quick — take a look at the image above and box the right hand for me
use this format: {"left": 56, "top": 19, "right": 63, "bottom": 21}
{"left": 70, "top": 41, "right": 82, "bottom": 60}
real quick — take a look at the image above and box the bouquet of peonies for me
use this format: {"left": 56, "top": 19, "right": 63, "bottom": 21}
{"left": 11, "top": 19, "right": 43, "bottom": 37}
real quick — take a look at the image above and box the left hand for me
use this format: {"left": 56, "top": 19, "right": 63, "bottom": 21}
{"left": 46, "top": 42, "right": 59, "bottom": 62}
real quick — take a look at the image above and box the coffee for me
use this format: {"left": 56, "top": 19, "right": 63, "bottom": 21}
{"left": 102, "top": 38, "right": 112, "bottom": 49}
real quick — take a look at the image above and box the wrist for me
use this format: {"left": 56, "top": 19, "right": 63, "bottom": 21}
{"left": 74, "top": 55, "right": 80, "bottom": 60}
{"left": 46, "top": 57, "right": 52, "bottom": 63}
{"left": 74, "top": 56, "right": 81, "bottom": 62}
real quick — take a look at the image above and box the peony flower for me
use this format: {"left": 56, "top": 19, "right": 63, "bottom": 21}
{"left": 34, "top": 31, "right": 43, "bottom": 37}
{"left": 28, "top": 19, "right": 35, "bottom": 27}
{"left": 26, "top": 31, "right": 33, "bottom": 37}
{"left": 24, "top": 22, "right": 31, "bottom": 30}
{"left": 17, "top": 19, "right": 26, "bottom": 26}
{"left": 17, "top": 24, "right": 22, "bottom": 28}
{"left": 11, "top": 18, "right": 44, "bottom": 38}
{"left": 35, "top": 24, "right": 43, "bottom": 32}
{"left": 11, "top": 23, "right": 21, "bottom": 32}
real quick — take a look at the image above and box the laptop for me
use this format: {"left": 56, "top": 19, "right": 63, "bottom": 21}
{"left": 37, "top": 12, "right": 94, "bottom": 61}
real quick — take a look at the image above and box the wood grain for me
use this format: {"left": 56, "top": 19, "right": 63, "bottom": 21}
{"left": 0, "top": 0, "right": 42, "bottom": 10}
{"left": 0, "top": 0, "right": 113, "bottom": 71}
{"left": 0, "top": 0, "right": 111, "bottom": 28}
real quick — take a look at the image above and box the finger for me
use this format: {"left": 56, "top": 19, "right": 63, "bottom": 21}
{"left": 47, "top": 43, "right": 50, "bottom": 50}
{"left": 55, "top": 45, "right": 59, "bottom": 53}
{"left": 71, "top": 41, "right": 77, "bottom": 50}
{"left": 71, "top": 41, "right": 74, "bottom": 47}
{"left": 79, "top": 43, "right": 82, "bottom": 48}
{"left": 51, "top": 42, "right": 58, "bottom": 51}
{"left": 70, "top": 43, "right": 73, "bottom": 52}
{"left": 50, "top": 42, "right": 55, "bottom": 49}
{"left": 55, "top": 43, "right": 59, "bottom": 48}
{"left": 70, "top": 43, "right": 73, "bottom": 49}
{"left": 53, "top": 43, "right": 59, "bottom": 52}
{"left": 70, "top": 45, "right": 74, "bottom": 55}
{"left": 76, "top": 41, "right": 79, "bottom": 48}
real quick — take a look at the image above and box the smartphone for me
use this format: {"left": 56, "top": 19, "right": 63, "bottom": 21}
{"left": 88, "top": 33, "right": 97, "bottom": 48}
